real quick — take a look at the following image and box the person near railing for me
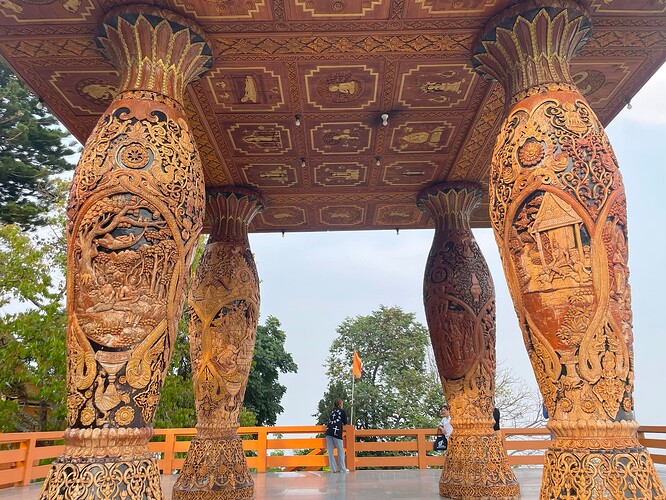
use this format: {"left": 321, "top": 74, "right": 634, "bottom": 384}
{"left": 437, "top": 405, "right": 453, "bottom": 439}
{"left": 325, "top": 398, "right": 350, "bottom": 473}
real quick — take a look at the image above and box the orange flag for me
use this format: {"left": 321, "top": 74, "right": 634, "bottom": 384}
{"left": 352, "top": 351, "right": 362, "bottom": 378}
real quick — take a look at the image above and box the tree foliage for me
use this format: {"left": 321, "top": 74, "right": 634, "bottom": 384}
{"left": 0, "top": 61, "right": 76, "bottom": 229}
{"left": 0, "top": 183, "right": 68, "bottom": 431}
{"left": 315, "top": 305, "right": 444, "bottom": 430}
{"left": 244, "top": 316, "right": 298, "bottom": 425}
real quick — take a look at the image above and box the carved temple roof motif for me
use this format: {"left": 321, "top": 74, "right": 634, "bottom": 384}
{"left": 1, "top": 0, "right": 664, "bottom": 232}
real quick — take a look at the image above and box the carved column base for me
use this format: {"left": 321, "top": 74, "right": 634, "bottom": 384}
{"left": 440, "top": 428, "right": 520, "bottom": 499}
{"left": 39, "top": 454, "right": 163, "bottom": 499}
{"left": 173, "top": 434, "right": 253, "bottom": 499}
{"left": 539, "top": 420, "right": 666, "bottom": 499}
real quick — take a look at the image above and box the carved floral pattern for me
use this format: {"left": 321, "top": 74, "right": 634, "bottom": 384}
{"left": 417, "top": 182, "right": 519, "bottom": 499}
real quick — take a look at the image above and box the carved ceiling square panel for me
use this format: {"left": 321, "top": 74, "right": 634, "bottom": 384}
{"left": 171, "top": 0, "right": 273, "bottom": 20}
{"left": 396, "top": 62, "right": 477, "bottom": 109}
{"left": 309, "top": 122, "right": 373, "bottom": 155}
{"left": 0, "top": 0, "right": 95, "bottom": 23}
{"left": 224, "top": 122, "right": 294, "bottom": 156}
{"left": 314, "top": 161, "right": 369, "bottom": 187}
{"left": 380, "top": 160, "right": 438, "bottom": 186}
{"left": 389, "top": 120, "right": 457, "bottom": 154}
{"left": 319, "top": 204, "right": 365, "bottom": 226}
{"left": 570, "top": 60, "right": 637, "bottom": 108}
{"left": 588, "top": 0, "right": 666, "bottom": 14}
{"left": 258, "top": 206, "right": 307, "bottom": 228}
{"left": 301, "top": 63, "right": 382, "bottom": 112}
{"left": 241, "top": 162, "right": 301, "bottom": 189}
{"left": 48, "top": 69, "right": 118, "bottom": 115}
{"left": 406, "top": 0, "right": 507, "bottom": 18}
{"left": 204, "top": 64, "right": 288, "bottom": 112}
{"left": 286, "top": 0, "right": 390, "bottom": 20}
{"left": 374, "top": 204, "right": 424, "bottom": 226}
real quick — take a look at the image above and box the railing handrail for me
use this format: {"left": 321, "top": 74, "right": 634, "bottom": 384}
{"left": 2, "top": 425, "right": 666, "bottom": 489}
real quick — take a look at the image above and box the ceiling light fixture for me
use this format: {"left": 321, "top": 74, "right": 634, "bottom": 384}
{"left": 375, "top": 156, "right": 381, "bottom": 167}
{"left": 381, "top": 113, "right": 389, "bottom": 126}
{"left": 300, "top": 157, "right": 306, "bottom": 168}
{"left": 295, "top": 114, "right": 302, "bottom": 126}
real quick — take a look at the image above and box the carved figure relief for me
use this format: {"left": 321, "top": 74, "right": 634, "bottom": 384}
{"left": 473, "top": 2, "right": 665, "bottom": 498}
{"left": 303, "top": 65, "right": 379, "bottom": 111}
{"left": 207, "top": 65, "right": 285, "bottom": 112}
{"left": 391, "top": 122, "right": 454, "bottom": 153}
{"left": 310, "top": 122, "right": 372, "bottom": 154}
{"left": 317, "top": 72, "right": 365, "bottom": 103}
{"left": 417, "top": 182, "right": 519, "bottom": 499}
{"left": 228, "top": 123, "right": 292, "bottom": 155}
{"left": 315, "top": 163, "right": 367, "bottom": 187}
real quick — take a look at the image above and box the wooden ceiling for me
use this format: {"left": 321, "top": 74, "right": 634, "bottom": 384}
{"left": 0, "top": 0, "right": 664, "bottom": 232}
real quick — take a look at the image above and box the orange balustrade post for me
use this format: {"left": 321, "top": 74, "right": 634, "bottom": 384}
{"left": 19, "top": 437, "right": 36, "bottom": 486}
{"left": 163, "top": 430, "right": 176, "bottom": 475}
{"left": 256, "top": 429, "right": 267, "bottom": 473}
{"left": 417, "top": 430, "right": 428, "bottom": 470}
{"left": 344, "top": 425, "right": 356, "bottom": 471}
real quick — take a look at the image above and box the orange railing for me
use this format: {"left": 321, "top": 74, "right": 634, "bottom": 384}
{"left": 2, "top": 425, "right": 666, "bottom": 488}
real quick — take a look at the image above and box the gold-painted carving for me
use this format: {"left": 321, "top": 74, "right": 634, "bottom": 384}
{"left": 473, "top": 1, "right": 665, "bottom": 498}
{"left": 39, "top": 6, "right": 212, "bottom": 500}
{"left": 417, "top": 182, "right": 520, "bottom": 499}
{"left": 174, "top": 188, "right": 264, "bottom": 499}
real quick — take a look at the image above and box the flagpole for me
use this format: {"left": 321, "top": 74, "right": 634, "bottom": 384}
{"left": 351, "top": 369, "right": 355, "bottom": 425}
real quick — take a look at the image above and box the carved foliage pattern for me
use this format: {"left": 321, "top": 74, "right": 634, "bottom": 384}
{"left": 39, "top": 457, "right": 163, "bottom": 500}
{"left": 441, "top": 433, "right": 520, "bottom": 499}
{"left": 542, "top": 446, "right": 664, "bottom": 499}
{"left": 173, "top": 438, "right": 253, "bottom": 499}
{"left": 64, "top": 92, "right": 205, "bottom": 434}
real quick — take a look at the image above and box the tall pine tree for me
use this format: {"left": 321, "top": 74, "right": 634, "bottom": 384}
{"left": 0, "top": 61, "right": 76, "bottom": 229}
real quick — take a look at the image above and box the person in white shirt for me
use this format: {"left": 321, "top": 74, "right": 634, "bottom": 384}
{"left": 437, "top": 405, "right": 453, "bottom": 438}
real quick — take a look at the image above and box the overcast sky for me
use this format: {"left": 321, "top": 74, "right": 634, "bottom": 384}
{"left": 250, "top": 63, "right": 666, "bottom": 427}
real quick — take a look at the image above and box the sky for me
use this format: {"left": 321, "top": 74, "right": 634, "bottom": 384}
{"left": 249, "top": 63, "right": 666, "bottom": 427}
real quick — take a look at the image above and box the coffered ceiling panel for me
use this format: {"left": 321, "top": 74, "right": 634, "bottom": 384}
{"left": 0, "top": 0, "right": 664, "bottom": 232}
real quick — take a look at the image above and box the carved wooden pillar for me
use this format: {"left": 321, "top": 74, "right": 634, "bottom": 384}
{"left": 173, "top": 188, "right": 264, "bottom": 499}
{"left": 417, "top": 182, "right": 519, "bottom": 499}
{"left": 473, "top": 1, "right": 665, "bottom": 498}
{"left": 39, "top": 7, "right": 212, "bottom": 499}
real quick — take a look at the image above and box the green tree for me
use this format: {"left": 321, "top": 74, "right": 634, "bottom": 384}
{"left": 0, "top": 183, "right": 68, "bottom": 431}
{"left": 244, "top": 315, "right": 298, "bottom": 426}
{"left": 315, "top": 305, "right": 443, "bottom": 430}
{"left": 0, "top": 61, "right": 76, "bottom": 229}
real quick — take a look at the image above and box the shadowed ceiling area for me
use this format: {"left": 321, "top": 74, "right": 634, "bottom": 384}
{"left": 0, "top": 0, "right": 664, "bottom": 232}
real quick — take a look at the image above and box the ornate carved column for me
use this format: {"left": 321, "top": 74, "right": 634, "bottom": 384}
{"left": 173, "top": 188, "right": 264, "bottom": 499}
{"left": 39, "top": 7, "right": 212, "bottom": 499}
{"left": 417, "top": 182, "right": 519, "bottom": 500}
{"left": 473, "top": 1, "right": 666, "bottom": 498}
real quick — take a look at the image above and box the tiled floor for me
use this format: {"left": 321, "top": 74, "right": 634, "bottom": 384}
{"left": 3, "top": 467, "right": 664, "bottom": 499}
